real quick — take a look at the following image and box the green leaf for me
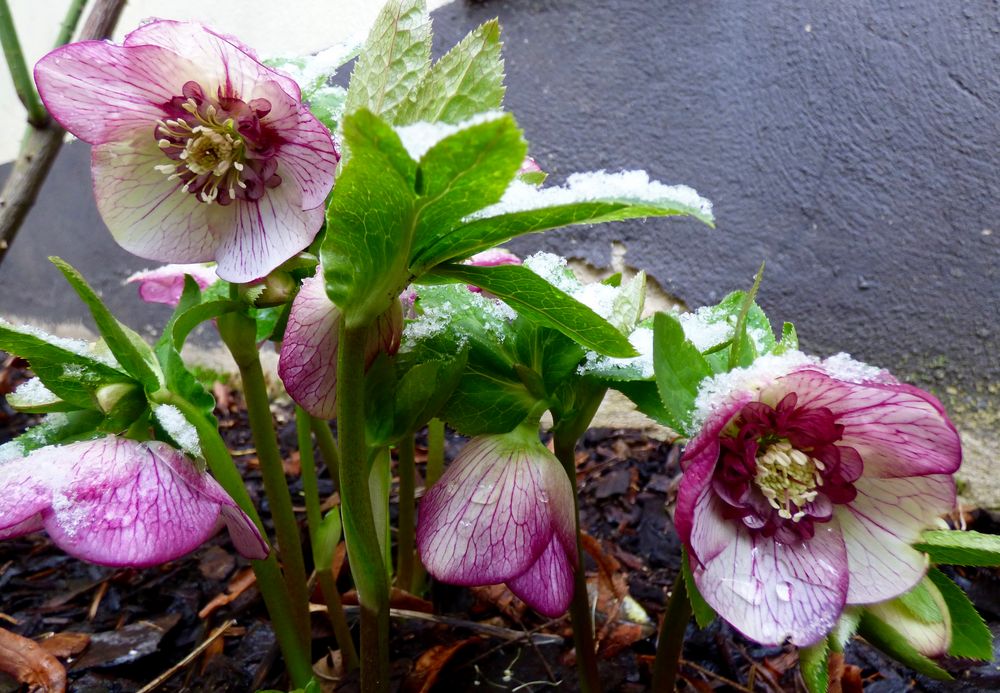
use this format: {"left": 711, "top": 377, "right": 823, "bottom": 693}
{"left": 607, "top": 380, "right": 678, "bottom": 429}
{"left": 5, "top": 378, "right": 73, "bottom": 413}
{"left": 926, "top": 568, "right": 994, "bottom": 661}
{"left": 313, "top": 510, "right": 343, "bottom": 573}
{"left": 50, "top": 257, "right": 161, "bottom": 391}
{"left": 391, "top": 352, "right": 468, "bottom": 443}
{"left": 729, "top": 262, "right": 765, "bottom": 369}
{"left": 425, "top": 263, "right": 636, "bottom": 357}
{"left": 653, "top": 312, "right": 713, "bottom": 436}
{"left": 307, "top": 84, "right": 348, "bottom": 133}
{"left": 680, "top": 547, "right": 716, "bottom": 628}
{"left": 857, "top": 611, "right": 952, "bottom": 680}
{"left": 412, "top": 173, "right": 714, "bottom": 269}
{"left": 916, "top": 529, "right": 1000, "bottom": 566}
{"left": 172, "top": 300, "right": 239, "bottom": 349}
{"left": 898, "top": 580, "right": 946, "bottom": 624}
{"left": 1, "top": 410, "right": 104, "bottom": 457}
{"left": 774, "top": 321, "right": 799, "bottom": 354}
{"left": 799, "top": 638, "right": 830, "bottom": 693}
{"left": 396, "top": 18, "right": 505, "bottom": 125}
{"left": 344, "top": 0, "right": 431, "bottom": 121}
{"left": 154, "top": 278, "right": 217, "bottom": 420}
{"left": 830, "top": 607, "right": 862, "bottom": 652}
{"left": 321, "top": 109, "right": 417, "bottom": 326}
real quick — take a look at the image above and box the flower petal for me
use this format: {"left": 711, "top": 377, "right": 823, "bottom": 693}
{"left": 690, "top": 492, "right": 849, "bottom": 646}
{"left": 775, "top": 370, "right": 961, "bottom": 478}
{"left": 417, "top": 436, "right": 554, "bottom": 585}
{"left": 122, "top": 20, "right": 302, "bottom": 100}
{"left": 278, "top": 273, "right": 341, "bottom": 419}
{"left": 507, "top": 535, "right": 575, "bottom": 617}
{"left": 126, "top": 263, "right": 218, "bottom": 306}
{"left": 0, "top": 452, "right": 56, "bottom": 538}
{"left": 35, "top": 41, "right": 201, "bottom": 144}
{"left": 265, "top": 95, "right": 339, "bottom": 209}
{"left": 837, "top": 474, "right": 954, "bottom": 604}
{"left": 92, "top": 142, "right": 217, "bottom": 263}
{"left": 210, "top": 192, "right": 323, "bottom": 283}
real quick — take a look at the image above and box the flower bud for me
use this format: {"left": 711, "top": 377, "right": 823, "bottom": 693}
{"left": 96, "top": 382, "right": 140, "bottom": 414}
{"left": 239, "top": 270, "right": 296, "bottom": 307}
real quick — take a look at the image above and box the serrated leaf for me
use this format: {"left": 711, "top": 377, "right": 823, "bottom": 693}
{"left": 799, "top": 638, "right": 830, "bottom": 693}
{"left": 50, "top": 257, "right": 161, "bottom": 391}
{"left": 608, "top": 380, "right": 679, "bottom": 430}
{"left": 653, "top": 312, "right": 713, "bottom": 436}
{"left": 916, "top": 529, "right": 1000, "bottom": 566}
{"left": 396, "top": 19, "right": 505, "bottom": 125}
{"left": 729, "top": 262, "right": 765, "bottom": 369}
{"left": 831, "top": 607, "right": 862, "bottom": 651}
{"left": 390, "top": 352, "right": 468, "bottom": 443}
{"left": 774, "top": 321, "right": 799, "bottom": 354}
{"left": 857, "top": 611, "right": 952, "bottom": 680}
{"left": 344, "top": 0, "right": 431, "bottom": 121}
{"left": 681, "top": 547, "right": 716, "bottom": 628}
{"left": 425, "top": 263, "right": 636, "bottom": 357}
{"left": 927, "top": 568, "right": 994, "bottom": 661}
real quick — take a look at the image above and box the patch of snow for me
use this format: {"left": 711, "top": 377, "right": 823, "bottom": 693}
{"left": 7, "top": 378, "right": 58, "bottom": 408}
{"left": 579, "top": 326, "right": 654, "bottom": 378}
{"left": 0, "top": 319, "right": 118, "bottom": 368}
{"left": 154, "top": 405, "right": 202, "bottom": 458}
{"left": 396, "top": 111, "right": 507, "bottom": 160}
{"left": 821, "top": 352, "right": 887, "bottom": 384}
{"left": 0, "top": 441, "right": 24, "bottom": 465}
{"left": 522, "top": 252, "right": 578, "bottom": 294}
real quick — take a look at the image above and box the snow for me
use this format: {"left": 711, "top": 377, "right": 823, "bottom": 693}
{"left": 154, "top": 405, "right": 202, "bottom": 458}
{"left": 678, "top": 307, "right": 732, "bottom": 351}
{"left": 522, "top": 252, "right": 578, "bottom": 294}
{"left": 401, "top": 288, "right": 516, "bottom": 350}
{"left": 0, "top": 441, "right": 23, "bottom": 465}
{"left": 821, "top": 352, "right": 886, "bottom": 383}
{"left": 0, "top": 319, "right": 118, "bottom": 367}
{"left": 467, "top": 170, "right": 713, "bottom": 220}
{"left": 396, "top": 111, "right": 507, "bottom": 160}
{"left": 7, "top": 378, "right": 58, "bottom": 408}
{"left": 579, "top": 326, "right": 655, "bottom": 378}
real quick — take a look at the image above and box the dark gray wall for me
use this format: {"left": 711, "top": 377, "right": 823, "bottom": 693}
{"left": 1, "top": 0, "right": 996, "bottom": 404}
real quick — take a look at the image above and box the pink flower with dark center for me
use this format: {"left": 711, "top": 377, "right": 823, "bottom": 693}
{"left": 416, "top": 427, "right": 578, "bottom": 617}
{"left": 0, "top": 436, "right": 267, "bottom": 566}
{"left": 278, "top": 270, "right": 402, "bottom": 419}
{"left": 127, "top": 263, "right": 218, "bottom": 307}
{"left": 34, "top": 20, "right": 338, "bottom": 283}
{"left": 675, "top": 352, "right": 961, "bottom": 646}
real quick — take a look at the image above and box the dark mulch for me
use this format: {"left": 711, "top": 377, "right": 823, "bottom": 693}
{"left": 2, "top": 356, "right": 999, "bottom": 692}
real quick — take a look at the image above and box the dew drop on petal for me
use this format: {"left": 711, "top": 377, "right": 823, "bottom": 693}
{"left": 457, "top": 520, "right": 473, "bottom": 537}
{"left": 537, "top": 490, "right": 550, "bottom": 504}
{"left": 471, "top": 483, "right": 495, "bottom": 504}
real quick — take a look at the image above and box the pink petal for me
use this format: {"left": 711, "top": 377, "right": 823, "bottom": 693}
{"left": 210, "top": 191, "right": 323, "bottom": 283}
{"left": 837, "top": 475, "right": 954, "bottom": 604}
{"left": 92, "top": 142, "right": 217, "bottom": 263}
{"left": 126, "top": 263, "right": 218, "bottom": 306}
{"left": 690, "top": 493, "right": 849, "bottom": 646}
{"left": 264, "top": 93, "right": 339, "bottom": 209}
{"left": 466, "top": 248, "right": 522, "bottom": 267}
{"left": 122, "top": 20, "right": 302, "bottom": 100}
{"left": 774, "top": 370, "right": 961, "bottom": 479}
{"left": 507, "top": 535, "right": 575, "bottom": 617}
{"left": 278, "top": 272, "right": 342, "bottom": 419}
{"left": 0, "top": 452, "right": 53, "bottom": 538}
{"left": 35, "top": 41, "right": 201, "bottom": 145}
{"left": 417, "top": 435, "right": 556, "bottom": 585}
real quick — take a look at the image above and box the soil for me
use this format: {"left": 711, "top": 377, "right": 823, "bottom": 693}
{"left": 1, "top": 356, "right": 999, "bottom": 692}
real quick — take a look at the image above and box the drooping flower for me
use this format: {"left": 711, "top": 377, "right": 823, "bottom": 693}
{"left": 675, "top": 352, "right": 961, "bottom": 646}
{"left": 416, "top": 425, "right": 578, "bottom": 617}
{"left": 0, "top": 435, "right": 268, "bottom": 566}
{"left": 34, "top": 20, "right": 338, "bottom": 283}
{"left": 278, "top": 270, "right": 402, "bottom": 419}
{"left": 127, "top": 263, "right": 218, "bottom": 307}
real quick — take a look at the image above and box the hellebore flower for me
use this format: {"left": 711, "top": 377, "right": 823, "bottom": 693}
{"left": 127, "top": 263, "right": 218, "bottom": 307}
{"left": 0, "top": 436, "right": 268, "bottom": 566}
{"left": 34, "top": 20, "right": 338, "bottom": 282}
{"left": 278, "top": 270, "right": 402, "bottom": 419}
{"left": 417, "top": 426, "right": 578, "bottom": 617}
{"left": 675, "top": 352, "right": 961, "bottom": 646}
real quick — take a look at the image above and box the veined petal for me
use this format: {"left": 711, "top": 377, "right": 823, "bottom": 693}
{"left": 265, "top": 94, "right": 339, "bottom": 209}
{"left": 278, "top": 272, "right": 341, "bottom": 419}
{"left": 838, "top": 475, "right": 954, "bottom": 604}
{"left": 417, "top": 435, "right": 554, "bottom": 585}
{"left": 92, "top": 142, "right": 216, "bottom": 263}
{"left": 507, "top": 535, "right": 575, "bottom": 617}
{"left": 691, "top": 494, "right": 849, "bottom": 646}
{"left": 775, "top": 370, "right": 961, "bottom": 478}
{"left": 210, "top": 189, "right": 323, "bottom": 283}
{"left": 0, "top": 453, "right": 51, "bottom": 538}
{"left": 122, "top": 20, "right": 302, "bottom": 100}
{"left": 35, "top": 41, "right": 201, "bottom": 144}
{"left": 126, "top": 263, "right": 218, "bottom": 306}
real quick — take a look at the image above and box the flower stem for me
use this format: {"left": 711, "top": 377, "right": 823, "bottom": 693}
{"left": 0, "top": 0, "right": 47, "bottom": 127}
{"left": 425, "top": 418, "right": 445, "bottom": 487}
{"left": 218, "top": 312, "right": 311, "bottom": 652}
{"left": 157, "top": 392, "right": 313, "bottom": 688}
{"left": 338, "top": 319, "right": 390, "bottom": 692}
{"left": 310, "top": 416, "right": 341, "bottom": 490}
{"left": 395, "top": 434, "right": 417, "bottom": 590}
{"left": 651, "top": 573, "right": 692, "bottom": 691}
{"left": 54, "top": 0, "right": 86, "bottom": 48}
{"left": 295, "top": 406, "right": 359, "bottom": 671}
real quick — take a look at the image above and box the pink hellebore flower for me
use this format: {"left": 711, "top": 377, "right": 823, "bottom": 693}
{"left": 417, "top": 428, "right": 578, "bottom": 617}
{"left": 34, "top": 21, "right": 338, "bottom": 283}
{"left": 675, "top": 352, "right": 961, "bottom": 646}
{"left": 0, "top": 436, "right": 267, "bottom": 566}
{"left": 278, "top": 270, "right": 402, "bottom": 419}
{"left": 127, "top": 263, "right": 218, "bottom": 307}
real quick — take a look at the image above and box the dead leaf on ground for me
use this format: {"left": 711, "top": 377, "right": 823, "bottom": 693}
{"left": 312, "top": 649, "right": 344, "bottom": 693}
{"left": 198, "top": 546, "right": 236, "bottom": 582}
{"left": 469, "top": 584, "right": 528, "bottom": 622}
{"left": 0, "top": 627, "right": 66, "bottom": 692}
{"left": 402, "top": 637, "right": 480, "bottom": 693}
{"left": 198, "top": 567, "right": 257, "bottom": 619}
{"left": 828, "top": 651, "right": 864, "bottom": 693}
{"left": 71, "top": 614, "right": 180, "bottom": 671}
{"left": 38, "top": 633, "right": 90, "bottom": 659}
{"left": 283, "top": 450, "right": 302, "bottom": 476}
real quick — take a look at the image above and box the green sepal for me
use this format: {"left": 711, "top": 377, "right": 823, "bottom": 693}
{"left": 799, "top": 637, "right": 830, "bottom": 693}
{"left": 653, "top": 312, "right": 713, "bottom": 436}
{"left": 857, "top": 610, "right": 952, "bottom": 680}
{"left": 927, "top": 568, "right": 994, "bottom": 661}
{"left": 313, "top": 509, "right": 343, "bottom": 574}
{"left": 915, "top": 529, "right": 1000, "bottom": 566}
{"left": 680, "top": 546, "right": 716, "bottom": 628}
{"left": 897, "top": 579, "right": 946, "bottom": 624}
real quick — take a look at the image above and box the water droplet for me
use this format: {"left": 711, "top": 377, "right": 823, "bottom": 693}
{"left": 470, "top": 482, "right": 495, "bottom": 504}
{"left": 457, "top": 520, "right": 473, "bottom": 537}
{"left": 537, "top": 490, "right": 550, "bottom": 504}
{"left": 725, "top": 578, "right": 762, "bottom": 605}
{"left": 776, "top": 582, "right": 792, "bottom": 602}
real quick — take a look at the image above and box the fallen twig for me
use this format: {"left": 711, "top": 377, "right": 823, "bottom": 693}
{"left": 135, "top": 619, "right": 236, "bottom": 693}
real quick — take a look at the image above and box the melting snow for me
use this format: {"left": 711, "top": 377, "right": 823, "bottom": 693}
{"left": 154, "top": 405, "right": 202, "bottom": 458}
{"left": 0, "top": 319, "right": 118, "bottom": 367}
{"left": 0, "top": 441, "right": 23, "bottom": 465}
{"left": 7, "top": 378, "right": 58, "bottom": 407}
{"left": 396, "top": 111, "right": 507, "bottom": 160}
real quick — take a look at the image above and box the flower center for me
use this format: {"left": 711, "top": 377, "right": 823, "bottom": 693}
{"left": 754, "top": 439, "right": 822, "bottom": 522}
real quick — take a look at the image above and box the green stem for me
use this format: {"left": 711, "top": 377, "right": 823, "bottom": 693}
{"left": 157, "top": 393, "right": 312, "bottom": 687}
{"left": 395, "top": 435, "right": 417, "bottom": 590}
{"left": 338, "top": 320, "right": 390, "bottom": 692}
{"left": 0, "top": 0, "right": 46, "bottom": 127}
{"left": 54, "top": 0, "right": 86, "bottom": 48}
{"left": 425, "top": 418, "right": 445, "bottom": 487}
{"left": 295, "top": 406, "right": 359, "bottom": 671}
{"left": 310, "top": 416, "right": 341, "bottom": 489}
{"left": 651, "top": 574, "right": 692, "bottom": 691}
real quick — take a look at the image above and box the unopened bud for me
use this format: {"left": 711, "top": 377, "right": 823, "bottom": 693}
{"left": 96, "top": 382, "right": 139, "bottom": 414}
{"left": 239, "top": 270, "right": 296, "bottom": 307}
